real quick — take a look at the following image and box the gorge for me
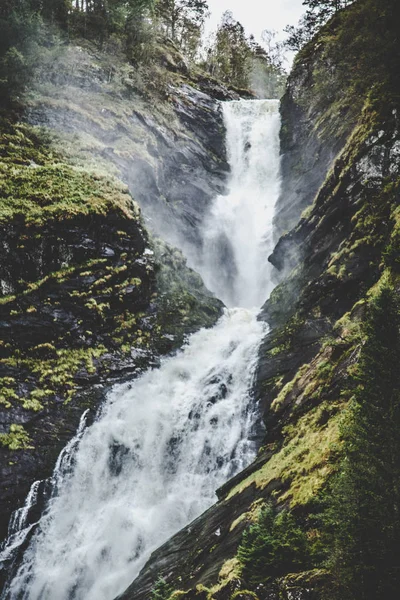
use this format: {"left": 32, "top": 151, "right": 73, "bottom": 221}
{"left": 1, "top": 1, "right": 400, "bottom": 599}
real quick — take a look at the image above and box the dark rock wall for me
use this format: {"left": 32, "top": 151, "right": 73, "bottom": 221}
{"left": 25, "top": 42, "right": 236, "bottom": 257}
{"left": 273, "top": 15, "right": 363, "bottom": 249}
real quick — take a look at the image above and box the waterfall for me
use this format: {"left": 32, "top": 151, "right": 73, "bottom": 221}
{"left": 200, "top": 100, "right": 280, "bottom": 308}
{"left": 0, "top": 99, "right": 281, "bottom": 600}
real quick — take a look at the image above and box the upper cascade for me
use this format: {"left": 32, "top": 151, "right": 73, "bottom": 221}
{"left": 199, "top": 99, "right": 281, "bottom": 309}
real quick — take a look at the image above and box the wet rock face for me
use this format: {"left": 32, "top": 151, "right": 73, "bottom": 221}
{"left": 25, "top": 43, "right": 234, "bottom": 256}
{"left": 0, "top": 216, "right": 223, "bottom": 548}
{"left": 273, "top": 46, "right": 357, "bottom": 245}
{"left": 0, "top": 211, "right": 152, "bottom": 540}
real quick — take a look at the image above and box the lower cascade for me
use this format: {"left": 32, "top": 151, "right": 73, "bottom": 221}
{"left": 0, "top": 99, "right": 281, "bottom": 600}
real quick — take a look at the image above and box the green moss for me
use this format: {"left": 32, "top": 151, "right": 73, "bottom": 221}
{"left": 231, "top": 591, "right": 259, "bottom": 599}
{"left": 0, "top": 377, "right": 19, "bottom": 408}
{"left": 227, "top": 402, "right": 344, "bottom": 507}
{"left": 383, "top": 206, "right": 400, "bottom": 271}
{"left": 265, "top": 313, "right": 306, "bottom": 359}
{"left": 0, "top": 119, "right": 139, "bottom": 228}
{"left": 23, "top": 388, "right": 54, "bottom": 412}
{"left": 315, "top": 360, "right": 334, "bottom": 381}
{"left": 0, "top": 424, "right": 33, "bottom": 450}
{"left": 278, "top": 569, "right": 329, "bottom": 591}
{"left": 152, "top": 237, "right": 223, "bottom": 345}
{"left": 0, "top": 115, "right": 156, "bottom": 413}
{"left": 0, "top": 294, "right": 17, "bottom": 306}
{"left": 230, "top": 500, "right": 265, "bottom": 532}
{"left": 333, "top": 311, "right": 362, "bottom": 345}
{"left": 271, "top": 363, "right": 310, "bottom": 412}
{"left": 1, "top": 345, "right": 107, "bottom": 407}
{"left": 198, "top": 558, "right": 242, "bottom": 599}
{"left": 266, "top": 341, "right": 291, "bottom": 357}
{"left": 22, "top": 397, "right": 44, "bottom": 411}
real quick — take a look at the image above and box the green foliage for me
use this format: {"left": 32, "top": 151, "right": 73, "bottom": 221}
{"left": 156, "top": 0, "right": 209, "bottom": 60}
{"left": 247, "top": 35, "right": 286, "bottom": 98}
{"left": 153, "top": 237, "right": 222, "bottom": 346}
{"left": 204, "top": 11, "right": 251, "bottom": 89}
{"left": 68, "top": 0, "right": 156, "bottom": 48}
{"left": 0, "top": 424, "right": 33, "bottom": 450}
{"left": 0, "top": 119, "right": 134, "bottom": 226}
{"left": 203, "top": 12, "right": 286, "bottom": 94}
{"left": 284, "top": 1, "right": 354, "bottom": 52}
{"left": 0, "top": 0, "right": 158, "bottom": 103}
{"left": 151, "top": 576, "right": 173, "bottom": 600}
{"left": 0, "top": 4, "right": 45, "bottom": 104}
{"left": 383, "top": 216, "right": 400, "bottom": 271}
{"left": 237, "top": 503, "right": 310, "bottom": 585}
{"left": 231, "top": 592, "right": 259, "bottom": 600}
{"left": 296, "top": 0, "right": 400, "bottom": 112}
{"left": 326, "top": 284, "right": 400, "bottom": 599}
{"left": 123, "top": 1, "right": 157, "bottom": 63}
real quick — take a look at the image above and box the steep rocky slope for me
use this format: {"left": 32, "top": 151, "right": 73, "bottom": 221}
{"left": 25, "top": 39, "right": 245, "bottom": 258}
{"left": 0, "top": 113, "right": 223, "bottom": 565}
{"left": 117, "top": 3, "right": 400, "bottom": 599}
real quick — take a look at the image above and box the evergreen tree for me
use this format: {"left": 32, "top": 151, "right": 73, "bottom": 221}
{"left": 237, "top": 504, "right": 309, "bottom": 585}
{"left": 151, "top": 576, "right": 173, "bottom": 600}
{"left": 260, "top": 29, "right": 285, "bottom": 70}
{"left": 0, "top": 0, "right": 45, "bottom": 104}
{"left": 40, "top": 0, "right": 71, "bottom": 28}
{"left": 124, "top": 0, "right": 157, "bottom": 63}
{"left": 206, "top": 11, "right": 251, "bottom": 88}
{"left": 247, "top": 34, "right": 286, "bottom": 98}
{"left": 328, "top": 284, "right": 400, "bottom": 600}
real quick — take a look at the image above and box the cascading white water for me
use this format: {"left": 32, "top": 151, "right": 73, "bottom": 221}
{"left": 0, "top": 99, "right": 281, "bottom": 600}
{"left": 200, "top": 100, "right": 281, "bottom": 308}
{"left": 3, "top": 311, "right": 265, "bottom": 600}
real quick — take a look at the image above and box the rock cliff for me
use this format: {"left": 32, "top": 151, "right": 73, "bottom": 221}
{"left": 25, "top": 39, "right": 242, "bottom": 259}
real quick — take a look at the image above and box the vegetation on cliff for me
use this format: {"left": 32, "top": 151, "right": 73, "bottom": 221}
{"left": 229, "top": 1, "right": 400, "bottom": 597}
{"left": 237, "top": 504, "right": 309, "bottom": 586}
{"left": 326, "top": 283, "right": 400, "bottom": 599}
{"left": 284, "top": 0, "right": 354, "bottom": 51}
{"left": 1, "top": 0, "right": 400, "bottom": 597}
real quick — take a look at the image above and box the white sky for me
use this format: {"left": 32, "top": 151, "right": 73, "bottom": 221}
{"left": 205, "top": 0, "right": 305, "bottom": 48}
